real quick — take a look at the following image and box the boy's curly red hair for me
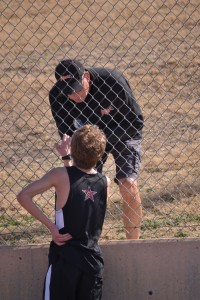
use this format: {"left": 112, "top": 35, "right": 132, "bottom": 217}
{"left": 71, "top": 125, "right": 106, "bottom": 169}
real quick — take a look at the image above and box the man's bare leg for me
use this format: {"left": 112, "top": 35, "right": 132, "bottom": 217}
{"left": 119, "top": 178, "right": 142, "bottom": 239}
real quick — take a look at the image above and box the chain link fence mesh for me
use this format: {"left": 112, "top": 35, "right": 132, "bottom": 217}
{"left": 0, "top": 0, "right": 199, "bottom": 245}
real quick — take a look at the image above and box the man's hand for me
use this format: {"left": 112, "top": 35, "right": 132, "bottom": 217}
{"left": 101, "top": 105, "right": 114, "bottom": 116}
{"left": 55, "top": 134, "right": 72, "bottom": 157}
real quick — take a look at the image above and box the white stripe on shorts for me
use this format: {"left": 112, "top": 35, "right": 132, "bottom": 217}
{"left": 44, "top": 264, "right": 52, "bottom": 300}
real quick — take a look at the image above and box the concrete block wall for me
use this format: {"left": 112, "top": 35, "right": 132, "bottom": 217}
{"left": 0, "top": 238, "right": 199, "bottom": 300}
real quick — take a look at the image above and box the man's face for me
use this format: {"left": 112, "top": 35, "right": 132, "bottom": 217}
{"left": 68, "top": 72, "right": 90, "bottom": 103}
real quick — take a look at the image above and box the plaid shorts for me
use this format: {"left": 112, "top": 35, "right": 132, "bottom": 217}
{"left": 96, "top": 138, "right": 142, "bottom": 184}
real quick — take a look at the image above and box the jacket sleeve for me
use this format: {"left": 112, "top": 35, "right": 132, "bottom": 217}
{"left": 107, "top": 75, "right": 143, "bottom": 123}
{"left": 107, "top": 77, "right": 144, "bottom": 139}
{"left": 49, "top": 84, "right": 74, "bottom": 138}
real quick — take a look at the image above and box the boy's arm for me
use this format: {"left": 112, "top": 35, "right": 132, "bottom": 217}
{"left": 17, "top": 169, "right": 72, "bottom": 245}
{"left": 55, "top": 134, "right": 72, "bottom": 167}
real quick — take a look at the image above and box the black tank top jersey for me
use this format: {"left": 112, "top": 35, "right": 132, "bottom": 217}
{"left": 49, "top": 166, "right": 107, "bottom": 276}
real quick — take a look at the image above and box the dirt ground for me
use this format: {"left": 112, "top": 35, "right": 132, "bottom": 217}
{"left": 0, "top": 0, "right": 199, "bottom": 245}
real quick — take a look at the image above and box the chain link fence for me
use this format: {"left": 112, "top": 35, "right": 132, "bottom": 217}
{"left": 0, "top": 0, "right": 199, "bottom": 245}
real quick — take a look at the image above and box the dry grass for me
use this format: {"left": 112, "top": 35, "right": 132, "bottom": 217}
{"left": 0, "top": 0, "right": 199, "bottom": 244}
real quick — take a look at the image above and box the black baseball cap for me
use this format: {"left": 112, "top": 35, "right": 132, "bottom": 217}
{"left": 55, "top": 59, "right": 85, "bottom": 95}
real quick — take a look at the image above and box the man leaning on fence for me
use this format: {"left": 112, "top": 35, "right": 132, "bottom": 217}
{"left": 49, "top": 59, "right": 144, "bottom": 239}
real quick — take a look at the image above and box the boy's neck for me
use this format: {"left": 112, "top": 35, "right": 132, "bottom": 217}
{"left": 74, "top": 164, "right": 97, "bottom": 174}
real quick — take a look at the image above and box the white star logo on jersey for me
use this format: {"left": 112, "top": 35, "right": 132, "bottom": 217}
{"left": 82, "top": 186, "right": 97, "bottom": 202}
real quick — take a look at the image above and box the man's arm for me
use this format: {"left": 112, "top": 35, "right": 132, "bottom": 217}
{"left": 106, "top": 176, "right": 111, "bottom": 199}
{"left": 17, "top": 169, "right": 72, "bottom": 245}
{"left": 49, "top": 83, "right": 74, "bottom": 138}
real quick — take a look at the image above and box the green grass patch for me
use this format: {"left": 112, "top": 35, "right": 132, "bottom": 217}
{"left": 0, "top": 215, "right": 21, "bottom": 227}
{"left": 142, "top": 213, "right": 200, "bottom": 232}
